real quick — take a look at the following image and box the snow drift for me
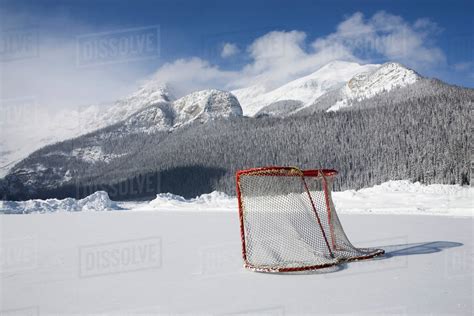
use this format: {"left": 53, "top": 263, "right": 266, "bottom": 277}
{"left": 0, "top": 191, "right": 119, "bottom": 214}
{"left": 332, "top": 180, "right": 473, "bottom": 217}
{"left": 145, "top": 191, "right": 236, "bottom": 211}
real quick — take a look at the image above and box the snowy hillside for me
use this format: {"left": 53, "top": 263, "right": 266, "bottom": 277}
{"left": 0, "top": 83, "right": 175, "bottom": 177}
{"left": 232, "top": 61, "right": 421, "bottom": 116}
{"left": 0, "top": 84, "right": 241, "bottom": 177}
{"left": 327, "top": 62, "right": 420, "bottom": 111}
{"left": 0, "top": 61, "right": 422, "bottom": 177}
{"left": 120, "top": 102, "right": 175, "bottom": 134}
{"left": 118, "top": 89, "right": 242, "bottom": 134}
{"left": 80, "top": 83, "right": 176, "bottom": 133}
{"left": 172, "top": 89, "right": 242, "bottom": 127}
{"left": 3, "top": 79, "right": 471, "bottom": 201}
{"left": 2, "top": 61, "right": 470, "bottom": 202}
{"left": 0, "top": 89, "right": 244, "bottom": 193}
{"left": 233, "top": 61, "right": 379, "bottom": 116}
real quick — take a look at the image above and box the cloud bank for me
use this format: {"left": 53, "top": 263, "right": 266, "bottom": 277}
{"left": 0, "top": 11, "right": 152, "bottom": 110}
{"left": 149, "top": 11, "right": 446, "bottom": 96}
{"left": 1, "top": 10, "right": 447, "bottom": 108}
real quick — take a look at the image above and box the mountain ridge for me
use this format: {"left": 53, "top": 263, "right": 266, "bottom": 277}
{"left": 0, "top": 60, "right": 462, "bottom": 183}
{"left": 233, "top": 61, "right": 421, "bottom": 117}
{"left": 1, "top": 77, "right": 472, "bottom": 200}
{"left": 326, "top": 62, "right": 421, "bottom": 112}
{"left": 232, "top": 61, "right": 380, "bottom": 116}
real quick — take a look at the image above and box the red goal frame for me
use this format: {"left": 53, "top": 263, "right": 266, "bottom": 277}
{"left": 236, "top": 166, "right": 384, "bottom": 273}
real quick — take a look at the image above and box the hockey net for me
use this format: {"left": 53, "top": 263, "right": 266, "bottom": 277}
{"left": 236, "top": 167, "right": 384, "bottom": 273}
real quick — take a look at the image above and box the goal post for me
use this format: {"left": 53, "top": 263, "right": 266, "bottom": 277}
{"left": 236, "top": 167, "right": 384, "bottom": 273}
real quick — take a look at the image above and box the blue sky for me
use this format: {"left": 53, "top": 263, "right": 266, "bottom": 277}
{"left": 1, "top": 0, "right": 472, "bottom": 107}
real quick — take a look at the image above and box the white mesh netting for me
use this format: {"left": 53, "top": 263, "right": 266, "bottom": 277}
{"left": 237, "top": 167, "right": 384, "bottom": 272}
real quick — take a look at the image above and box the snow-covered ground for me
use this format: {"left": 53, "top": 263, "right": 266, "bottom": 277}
{"left": 333, "top": 180, "right": 473, "bottom": 217}
{"left": 1, "top": 212, "right": 472, "bottom": 314}
{"left": 0, "top": 181, "right": 472, "bottom": 314}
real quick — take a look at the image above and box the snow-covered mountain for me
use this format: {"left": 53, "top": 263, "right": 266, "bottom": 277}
{"left": 2, "top": 76, "right": 471, "bottom": 201}
{"left": 233, "top": 61, "right": 421, "bottom": 117}
{"left": 327, "top": 62, "right": 421, "bottom": 111}
{"left": 80, "top": 83, "right": 176, "bottom": 132}
{"left": 0, "top": 89, "right": 244, "bottom": 191}
{"left": 0, "top": 83, "right": 242, "bottom": 178}
{"left": 83, "top": 85, "right": 242, "bottom": 137}
{"left": 0, "top": 82, "right": 175, "bottom": 177}
{"left": 172, "top": 89, "right": 242, "bottom": 127}
{"left": 0, "top": 60, "right": 422, "bottom": 179}
{"left": 118, "top": 89, "right": 242, "bottom": 134}
{"left": 232, "top": 61, "right": 379, "bottom": 116}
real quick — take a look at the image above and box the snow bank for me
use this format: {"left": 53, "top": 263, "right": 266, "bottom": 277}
{"left": 332, "top": 180, "right": 473, "bottom": 217}
{"left": 145, "top": 191, "right": 236, "bottom": 211}
{"left": 0, "top": 191, "right": 119, "bottom": 214}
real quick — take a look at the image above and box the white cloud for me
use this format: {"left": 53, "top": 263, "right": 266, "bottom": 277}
{"left": 232, "top": 30, "right": 356, "bottom": 89}
{"left": 147, "top": 57, "right": 238, "bottom": 96}
{"left": 220, "top": 42, "right": 239, "bottom": 58}
{"left": 148, "top": 11, "right": 445, "bottom": 95}
{"left": 314, "top": 11, "right": 445, "bottom": 69}
{"left": 2, "top": 10, "right": 446, "bottom": 107}
{"left": 0, "top": 11, "right": 150, "bottom": 110}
